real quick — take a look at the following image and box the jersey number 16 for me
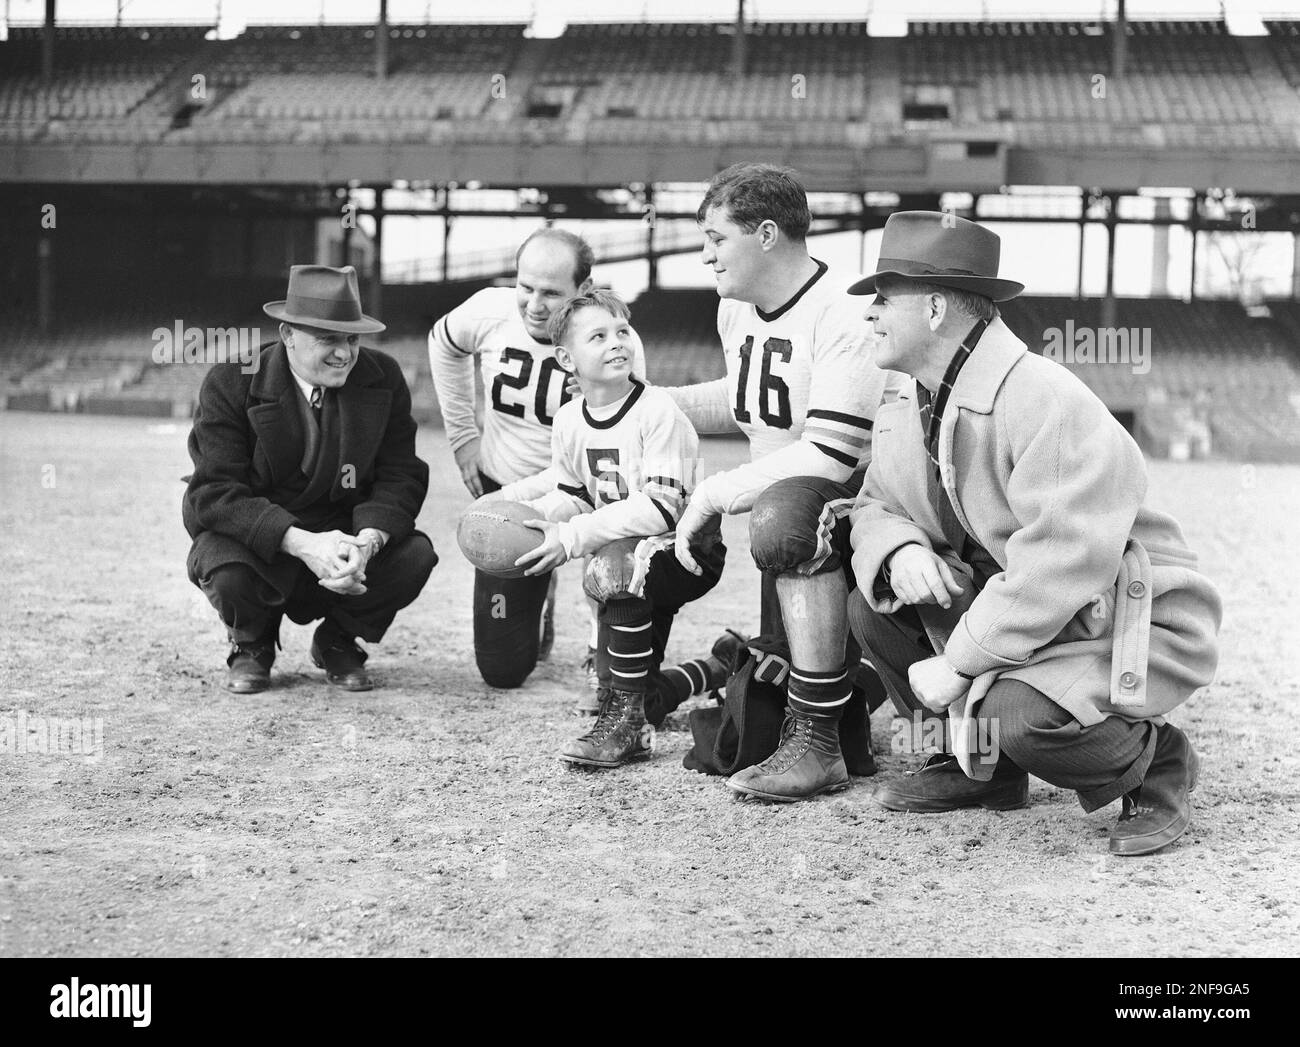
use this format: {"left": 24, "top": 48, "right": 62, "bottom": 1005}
{"left": 733, "top": 336, "right": 793, "bottom": 429}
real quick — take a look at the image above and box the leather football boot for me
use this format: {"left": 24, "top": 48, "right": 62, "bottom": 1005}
{"left": 1110, "top": 723, "right": 1200, "bottom": 856}
{"left": 560, "top": 688, "right": 654, "bottom": 768}
{"left": 310, "top": 625, "right": 374, "bottom": 691}
{"left": 727, "top": 706, "right": 850, "bottom": 802}
{"left": 226, "top": 641, "right": 275, "bottom": 694}
{"left": 871, "top": 752, "right": 1028, "bottom": 813}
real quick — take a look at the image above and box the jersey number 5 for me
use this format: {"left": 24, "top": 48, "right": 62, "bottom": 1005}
{"left": 733, "top": 336, "right": 793, "bottom": 429}
{"left": 491, "top": 347, "right": 571, "bottom": 425}
{"left": 585, "top": 448, "right": 628, "bottom": 505}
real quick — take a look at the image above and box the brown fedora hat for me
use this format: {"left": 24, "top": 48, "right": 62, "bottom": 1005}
{"left": 848, "top": 211, "right": 1024, "bottom": 302}
{"left": 263, "top": 264, "right": 386, "bottom": 334}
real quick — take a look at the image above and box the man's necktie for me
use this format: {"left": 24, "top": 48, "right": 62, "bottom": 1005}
{"left": 301, "top": 386, "right": 324, "bottom": 476}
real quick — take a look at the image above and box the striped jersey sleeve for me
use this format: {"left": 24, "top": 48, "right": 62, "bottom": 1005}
{"left": 803, "top": 295, "right": 900, "bottom": 468}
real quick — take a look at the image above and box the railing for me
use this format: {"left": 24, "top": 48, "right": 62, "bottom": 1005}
{"left": 381, "top": 217, "right": 852, "bottom": 283}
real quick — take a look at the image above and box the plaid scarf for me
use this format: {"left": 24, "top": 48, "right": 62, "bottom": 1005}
{"left": 915, "top": 318, "right": 989, "bottom": 482}
{"left": 915, "top": 318, "right": 999, "bottom": 592}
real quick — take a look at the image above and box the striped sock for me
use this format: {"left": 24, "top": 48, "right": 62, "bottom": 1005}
{"left": 605, "top": 598, "right": 653, "bottom": 695}
{"left": 788, "top": 664, "right": 852, "bottom": 716}
{"left": 661, "top": 657, "right": 725, "bottom": 705}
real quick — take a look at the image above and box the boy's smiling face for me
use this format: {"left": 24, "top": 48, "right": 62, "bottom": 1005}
{"left": 556, "top": 305, "right": 635, "bottom": 388}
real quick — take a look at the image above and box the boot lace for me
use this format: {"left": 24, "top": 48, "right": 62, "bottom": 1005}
{"left": 754, "top": 713, "right": 811, "bottom": 774}
{"left": 581, "top": 691, "right": 629, "bottom": 744}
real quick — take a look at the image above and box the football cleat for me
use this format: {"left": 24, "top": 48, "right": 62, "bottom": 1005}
{"left": 560, "top": 688, "right": 653, "bottom": 768}
{"left": 728, "top": 706, "right": 849, "bottom": 802}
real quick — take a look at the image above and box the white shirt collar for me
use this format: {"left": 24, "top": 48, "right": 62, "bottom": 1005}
{"left": 288, "top": 367, "right": 318, "bottom": 405}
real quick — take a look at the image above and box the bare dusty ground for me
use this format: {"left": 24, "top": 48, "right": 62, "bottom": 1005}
{"left": 0, "top": 413, "right": 1297, "bottom": 957}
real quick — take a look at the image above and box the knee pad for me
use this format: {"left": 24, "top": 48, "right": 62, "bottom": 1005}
{"left": 583, "top": 538, "right": 641, "bottom": 603}
{"left": 749, "top": 477, "right": 838, "bottom": 575}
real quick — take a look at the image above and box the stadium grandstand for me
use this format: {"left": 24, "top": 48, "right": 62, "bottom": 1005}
{"left": 2, "top": 0, "right": 1299, "bottom": 461}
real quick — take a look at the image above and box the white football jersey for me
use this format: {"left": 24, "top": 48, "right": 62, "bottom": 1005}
{"left": 717, "top": 260, "right": 894, "bottom": 468}
{"left": 517, "top": 380, "right": 699, "bottom": 558}
{"left": 668, "top": 260, "right": 901, "bottom": 515}
{"left": 429, "top": 287, "right": 647, "bottom": 485}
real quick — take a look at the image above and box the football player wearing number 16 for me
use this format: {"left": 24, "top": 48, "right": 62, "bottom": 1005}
{"left": 428, "top": 230, "right": 647, "bottom": 691}
{"left": 665, "top": 163, "right": 905, "bottom": 802}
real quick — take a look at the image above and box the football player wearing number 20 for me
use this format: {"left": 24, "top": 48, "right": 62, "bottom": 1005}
{"left": 428, "top": 230, "right": 647, "bottom": 692}
{"left": 664, "top": 163, "right": 905, "bottom": 802}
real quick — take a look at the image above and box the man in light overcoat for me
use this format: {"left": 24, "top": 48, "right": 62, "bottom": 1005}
{"left": 846, "top": 211, "right": 1222, "bottom": 856}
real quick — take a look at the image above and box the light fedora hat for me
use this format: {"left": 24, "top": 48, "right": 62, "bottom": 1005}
{"left": 848, "top": 211, "right": 1025, "bottom": 302}
{"left": 263, "top": 264, "right": 386, "bottom": 334}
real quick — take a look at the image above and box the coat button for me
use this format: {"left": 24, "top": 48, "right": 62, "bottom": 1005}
{"left": 1128, "top": 581, "right": 1146, "bottom": 598}
{"left": 1120, "top": 671, "right": 1139, "bottom": 689}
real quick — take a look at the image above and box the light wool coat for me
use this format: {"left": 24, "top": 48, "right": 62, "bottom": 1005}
{"left": 849, "top": 317, "right": 1221, "bottom": 775}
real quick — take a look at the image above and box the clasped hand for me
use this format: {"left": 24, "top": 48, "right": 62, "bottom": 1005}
{"left": 296, "top": 529, "right": 374, "bottom": 595}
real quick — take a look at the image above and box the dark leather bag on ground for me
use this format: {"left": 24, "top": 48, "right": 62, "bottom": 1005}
{"left": 682, "top": 634, "right": 877, "bottom": 777}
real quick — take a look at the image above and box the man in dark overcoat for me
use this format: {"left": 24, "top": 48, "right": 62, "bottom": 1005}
{"left": 184, "top": 264, "right": 435, "bottom": 693}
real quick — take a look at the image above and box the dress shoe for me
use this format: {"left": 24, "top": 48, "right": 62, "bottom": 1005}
{"left": 728, "top": 706, "right": 850, "bottom": 802}
{"left": 1110, "top": 723, "right": 1200, "bottom": 856}
{"left": 560, "top": 688, "right": 654, "bottom": 768}
{"left": 310, "top": 626, "right": 373, "bottom": 691}
{"left": 226, "top": 641, "right": 274, "bottom": 694}
{"left": 872, "top": 752, "right": 1028, "bottom": 812}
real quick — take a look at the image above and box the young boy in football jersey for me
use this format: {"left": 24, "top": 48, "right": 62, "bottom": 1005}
{"left": 429, "top": 230, "right": 648, "bottom": 695}
{"left": 664, "top": 162, "right": 904, "bottom": 802}
{"left": 501, "top": 290, "right": 727, "bottom": 767}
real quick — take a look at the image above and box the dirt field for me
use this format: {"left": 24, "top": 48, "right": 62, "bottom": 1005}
{"left": 1, "top": 412, "right": 1297, "bottom": 957}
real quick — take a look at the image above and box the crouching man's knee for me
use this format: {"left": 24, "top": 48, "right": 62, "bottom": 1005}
{"left": 749, "top": 475, "right": 849, "bottom": 576}
{"left": 477, "top": 654, "right": 534, "bottom": 690}
{"left": 583, "top": 537, "right": 641, "bottom": 603}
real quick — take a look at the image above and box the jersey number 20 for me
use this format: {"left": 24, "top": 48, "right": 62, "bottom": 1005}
{"left": 491, "top": 347, "right": 572, "bottom": 425}
{"left": 733, "top": 336, "right": 793, "bottom": 429}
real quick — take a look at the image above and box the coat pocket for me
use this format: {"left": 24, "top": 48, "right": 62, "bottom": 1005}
{"left": 1052, "top": 588, "right": 1116, "bottom": 645}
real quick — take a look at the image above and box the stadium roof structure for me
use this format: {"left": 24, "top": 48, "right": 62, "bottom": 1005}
{"left": 2, "top": 6, "right": 1299, "bottom": 192}
{"left": 4, "top": 0, "right": 1300, "bottom": 31}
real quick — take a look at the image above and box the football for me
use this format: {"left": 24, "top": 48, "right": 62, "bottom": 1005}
{"left": 456, "top": 500, "right": 546, "bottom": 579}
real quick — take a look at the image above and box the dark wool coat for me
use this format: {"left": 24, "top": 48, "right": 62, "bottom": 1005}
{"left": 183, "top": 340, "right": 428, "bottom": 596}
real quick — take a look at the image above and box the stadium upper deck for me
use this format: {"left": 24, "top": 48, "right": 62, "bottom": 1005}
{"left": 2, "top": 20, "right": 1298, "bottom": 151}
